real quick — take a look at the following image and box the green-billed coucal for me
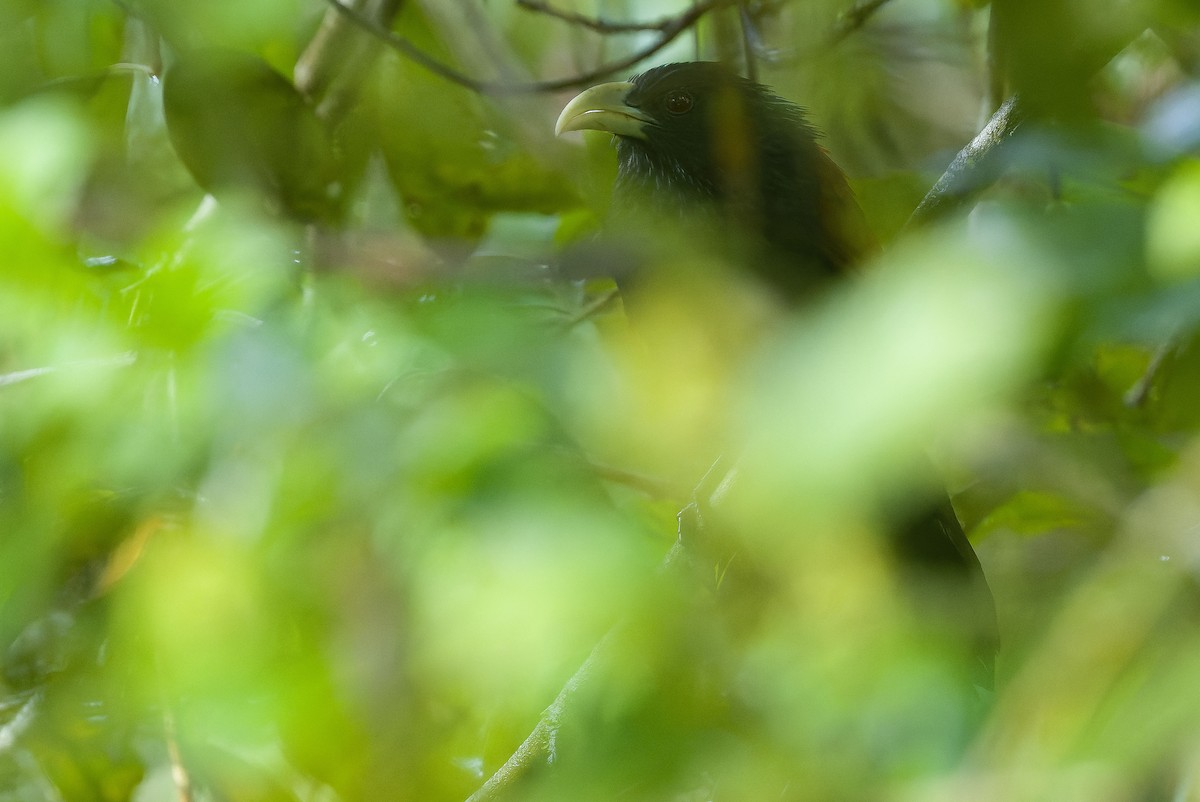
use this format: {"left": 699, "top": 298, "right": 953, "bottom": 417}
{"left": 556, "top": 61, "right": 998, "bottom": 689}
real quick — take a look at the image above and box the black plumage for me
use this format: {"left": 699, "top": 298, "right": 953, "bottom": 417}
{"left": 558, "top": 61, "right": 875, "bottom": 298}
{"left": 558, "top": 61, "right": 998, "bottom": 688}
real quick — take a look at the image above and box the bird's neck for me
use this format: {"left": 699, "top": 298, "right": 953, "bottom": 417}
{"left": 615, "top": 139, "right": 718, "bottom": 205}
{"left": 614, "top": 129, "right": 872, "bottom": 278}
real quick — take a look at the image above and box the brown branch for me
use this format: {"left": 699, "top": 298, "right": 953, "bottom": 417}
{"left": 515, "top": 0, "right": 672, "bottom": 33}
{"left": 321, "top": 0, "right": 736, "bottom": 94}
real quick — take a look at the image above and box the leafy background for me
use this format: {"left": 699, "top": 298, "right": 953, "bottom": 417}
{"left": 2, "top": 0, "right": 1200, "bottom": 800}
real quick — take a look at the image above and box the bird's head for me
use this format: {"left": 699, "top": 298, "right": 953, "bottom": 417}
{"left": 557, "top": 61, "right": 816, "bottom": 205}
{"left": 557, "top": 62, "right": 872, "bottom": 289}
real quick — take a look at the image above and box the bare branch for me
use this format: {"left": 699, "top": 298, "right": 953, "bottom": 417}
{"left": 464, "top": 615, "right": 627, "bottom": 802}
{"left": 905, "top": 95, "right": 1026, "bottom": 229}
{"left": 321, "top": 0, "right": 736, "bottom": 94}
{"left": 985, "top": 2, "right": 1006, "bottom": 111}
{"left": 830, "top": 0, "right": 894, "bottom": 43}
{"left": 0, "top": 693, "right": 38, "bottom": 752}
{"left": 1125, "top": 338, "right": 1176, "bottom": 409}
{"left": 563, "top": 287, "right": 621, "bottom": 330}
{"left": 738, "top": 2, "right": 760, "bottom": 82}
{"left": 296, "top": 0, "right": 405, "bottom": 123}
{"left": 743, "top": 0, "right": 895, "bottom": 65}
{"left": 0, "top": 353, "right": 137, "bottom": 388}
{"left": 162, "top": 693, "right": 193, "bottom": 802}
{"left": 466, "top": 456, "right": 733, "bottom": 801}
{"left": 515, "top": 0, "right": 671, "bottom": 33}
{"left": 587, "top": 458, "right": 679, "bottom": 498}
{"left": 464, "top": 539, "right": 692, "bottom": 802}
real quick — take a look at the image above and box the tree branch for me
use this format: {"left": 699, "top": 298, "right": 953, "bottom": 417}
{"left": 586, "top": 458, "right": 679, "bottom": 498}
{"left": 745, "top": 0, "right": 896, "bottom": 64}
{"left": 561, "top": 287, "right": 621, "bottom": 331}
{"left": 905, "top": 95, "right": 1026, "bottom": 229}
{"left": 466, "top": 452, "right": 737, "bottom": 801}
{"left": 321, "top": 0, "right": 737, "bottom": 94}
{"left": 738, "top": 1, "right": 760, "bottom": 82}
{"left": 830, "top": 0, "right": 894, "bottom": 43}
{"left": 463, "top": 611, "right": 633, "bottom": 802}
{"left": 1125, "top": 338, "right": 1176, "bottom": 409}
{"left": 296, "top": 0, "right": 405, "bottom": 123}
{"left": 463, "top": 535, "right": 706, "bottom": 802}
{"left": 515, "top": 0, "right": 674, "bottom": 34}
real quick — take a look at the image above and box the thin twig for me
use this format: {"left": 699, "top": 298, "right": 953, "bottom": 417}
{"left": 0, "top": 353, "right": 138, "bottom": 388}
{"left": 0, "top": 693, "right": 38, "bottom": 752}
{"left": 738, "top": 2, "right": 760, "bottom": 82}
{"left": 587, "top": 459, "right": 678, "bottom": 498}
{"left": 985, "top": 4, "right": 1006, "bottom": 113}
{"left": 466, "top": 455, "right": 735, "bottom": 800}
{"left": 515, "top": 0, "right": 672, "bottom": 33}
{"left": 1125, "top": 338, "right": 1176, "bottom": 408}
{"left": 322, "top": 0, "right": 736, "bottom": 94}
{"left": 464, "top": 619, "right": 622, "bottom": 802}
{"left": 743, "top": 0, "right": 894, "bottom": 64}
{"left": 562, "top": 287, "right": 621, "bottom": 330}
{"left": 465, "top": 541, "right": 688, "bottom": 802}
{"left": 160, "top": 678, "right": 193, "bottom": 802}
{"left": 905, "top": 95, "right": 1026, "bottom": 229}
{"left": 830, "top": 0, "right": 894, "bottom": 43}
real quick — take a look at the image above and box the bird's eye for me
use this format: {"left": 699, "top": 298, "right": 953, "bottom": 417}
{"left": 664, "top": 91, "right": 694, "bottom": 115}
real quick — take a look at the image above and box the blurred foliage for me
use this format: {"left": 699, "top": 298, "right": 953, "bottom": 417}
{"left": 1, "top": 0, "right": 1200, "bottom": 801}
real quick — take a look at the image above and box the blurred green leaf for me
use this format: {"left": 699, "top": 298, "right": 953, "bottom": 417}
{"left": 738, "top": 213, "right": 1056, "bottom": 517}
{"left": 163, "top": 49, "right": 343, "bottom": 223}
{"left": 368, "top": 8, "right": 575, "bottom": 240}
{"left": 1, "top": 1, "right": 1200, "bottom": 800}
{"left": 1147, "top": 158, "right": 1200, "bottom": 281}
{"left": 0, "top": 95, "right": 92, "bottom": 234}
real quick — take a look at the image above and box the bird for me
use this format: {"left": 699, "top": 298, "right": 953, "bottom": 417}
{"left": 556, "top": 61, "right": 877, "bottom": 300}
{"left": 556, "top": 61, "right": 998, "bottom": 689}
